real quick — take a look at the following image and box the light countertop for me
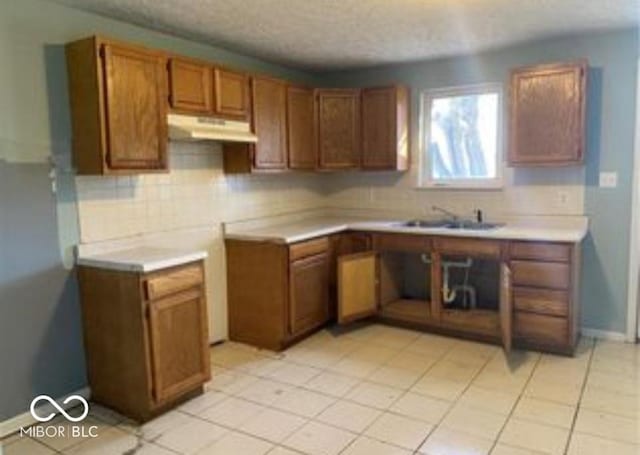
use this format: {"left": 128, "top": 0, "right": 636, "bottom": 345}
{"left": 224, "top": 216, "right": 588, "bottom": 244}
{"left": 76, "top": 246, "right": 208, "bottom": 272}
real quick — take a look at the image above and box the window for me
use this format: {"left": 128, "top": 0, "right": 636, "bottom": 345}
{"left": 420, "top": 84, "right": 503, "bottom": 188}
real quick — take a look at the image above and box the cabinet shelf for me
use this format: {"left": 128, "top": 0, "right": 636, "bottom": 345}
{"left": 380, "top": 299, "right": 431, "bottom": 324}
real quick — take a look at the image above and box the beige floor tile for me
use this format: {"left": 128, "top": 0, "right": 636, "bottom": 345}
{"left": 283, "top": 347, "right": 343, "bottom": 369}
{"left": 210, "top": 345, "right": 263, "bottom": 369}
{"left": 303, "top": 371, "right": 360, "bottom": 397}
{"left": 119, "top": 409, "right": 190, "bottom": 440}
{"left": 155, "top": 417, "right": 227, "bottom": 453}
{"left": 427, "top": 359, "right": 482, "bottom": 383}
{"left": 341, "top": 436, "right": 412, "bottom": 454}
{"left": 491, "top": 443, "right": 546, "bottom": 455}
{"left": 197, "top": 431, "right": 273, "bottom": 454}
{"left": 178, "top": 390, "right": 227, "bottom": 415}
{"left": 472, "top": 370, "right": 529, "bottom": 394}
{"left": 267, "top": 447, "right": 304, "bottom": 455}
{"left": 586, "top": 370, "right": 640, "bottom": 396}
{"left": 512, "top": 397, "right": 576, "bottom": 429}
{"left": 390, "top": 392, "right": 451, "bottom": 424}
{"left": 593, "top": 340, "right": 640, "bottom": 361}
{"left": 200, "top": 396, "right": 265, "bottom": 427}
{"left": 205, "top": 369, "right": 259, "bottom": 394}
{"left": 271, "top": 388, "right": 336, "bottom": 418}
{"left": 498, "top": 418, "right": 569, "bottom": 454}
{"left": 127, "top": 442, "right": 177, "bottom": 454}
{"left": 235, "top": 356, "right": 286, "bottom": 377}
{"left": 574, "top": 408, "right": 640, "bottom": 445}
{"left": 566, "top": 432, "right": 640, "bottom": 455}
{"left": 33, "top": 416, "right": 109, "bottom": 451}
{"left": 3, "top": 438, "right": 54, "bottom": 455}
{"left": 590, "top": 355, "right": 640, "bottom": 378}
{"left": 483, "top": 350, "right": 539, "bottom": 377}
{"left": 443, "top": 342, "right": 497, "bottom": 367}
{"left": 315, "top": 400, "right": 381, "bottom": 433}
{"left": 523, "top": 377, "right": 582, "bottom": 406}
{"left": 404, "top": 334, "right": 457, "bottom": 357}
{"left": 234, "top": 378, "right": 294, "bottom": 405}
{"left": 345, "top": 381, "right": 404, "bottom": 409}
{"left": 239, "top": 408, "right": 307, "bottom": 443}
{"left": 364, "top": 412, "right": 433, "bottom": 450}
{"left": 581, "top": 385, "right": 639, "bottom": 419}
{"left": 283, "top": 421, "right": 356, "bottom": 455}
{"left": 384, "top": 351, "right": 439, "bottom": 373}
{"left": 366, "top": 365, "right": 423, "bottom": 389}
{"left": 64, "top": 427, "right": 139, "bottom": 454}
{"left": 265, "top": 362, "right": 322, "bottom": 386}
{"left": 418, "top": 426, "right": 493, "bottom": 455}
{"left": 411, "top": 376, "right": 469, "bottom": 401}
{"left": 530, "top": 362, "right": 587, "bottom": 387}
{"left": 328, "top": 357, "right": 381, "bottom": 379}
{"left": 440, "top": 404, "right": 507, "bottom": 440}
{"left": 458, "top": 386, "right": 518, "bottom": 415}
{"left": 348, "top": 345, "right": 399, "bottom": 364}
{"left": 87, "top": 404, "right": 126, "bottom": 425}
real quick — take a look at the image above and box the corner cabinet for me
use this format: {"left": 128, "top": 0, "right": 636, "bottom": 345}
{"left": 66, "top": 37, "right": 168, "bottom": 174}
{"left": 77, "top": 261, "right": 210, "bottom": 421}
{"left": 316, "top": 89, "right": 361, "bottom": 170}
{"left": 508, "top": 60, "right": 587, "bottom": 166}
{"left": 361, "top": 86, "right": 409, "bottom": 170}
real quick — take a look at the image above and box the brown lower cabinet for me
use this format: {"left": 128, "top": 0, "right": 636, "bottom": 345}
{"left": 226, "top": 233, "right": 582, "bottom": 355}
{"left": 77, "top": 261, "right": 210, "bottom": 421}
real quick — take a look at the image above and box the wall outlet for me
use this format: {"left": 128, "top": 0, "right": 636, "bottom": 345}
{"left": 599, "top": 172, "right": 618, "bottom": 188}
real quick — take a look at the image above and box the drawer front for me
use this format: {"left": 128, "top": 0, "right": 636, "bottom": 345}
{"left": 514, "top": 312, "right": 568, "bottom": 346}
{"left": 511, "top": 241, "right": 571, "bottom": 263}
{"left": 374, "top": 233, "right": 431, "bottom": 252}
{"left": 435, "top": 237, "right": 501, "bottom": 258}
{"left": 513, "top": 287, "right": 568, "bottom": 317}
{"left": 289, "top": 237, "right": 329, "bottom": 262}
{"left": 511, "top": 260, "right": 570, "bottom": 290}
{"left": 145, "top": 263, "right": 204, "bottom": 300}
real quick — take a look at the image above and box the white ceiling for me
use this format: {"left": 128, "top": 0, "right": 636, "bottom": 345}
{"left": 55, "top": 0, "right": 639, "bottom": 70}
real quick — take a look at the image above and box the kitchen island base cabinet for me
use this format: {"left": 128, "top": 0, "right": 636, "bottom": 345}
{"left": 77, "top": 261, "right": 210, "bottom": 421}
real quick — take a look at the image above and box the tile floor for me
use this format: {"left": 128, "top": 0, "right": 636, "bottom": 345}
{"left": 2, "top": 323, "right": 639, "bottom": 454}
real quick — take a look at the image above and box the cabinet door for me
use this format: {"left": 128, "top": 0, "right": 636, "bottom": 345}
{"left": 509, "top": 61, "right": 587, "bottom": 166}
{"left": 147, "top": 288, "right": 210, "bottom": 403}
{"left": 168, "top": 58, "right": 212, "bottom": 113}
{"left": 251, "top": 77, "right": 288, "bottom": 169}
{"left": 287, "top": 86, "right": 316, "bottom": 169}
{"left": 317, "top": 89, "right": 361, "bottom": 169}
{"left": 102, "top": 43, "right": 167, "bottom": 170}
{"left": 500, "top": 263, "right": 513, "bottom": 352}
{"left": 290, "top": 253, "right": 329, "bottom": 335}
{"left": 362, "top": 86, "right": 409, "bottom": 170}
{"left": 337, "top": 251, "right": 378, "bottom": 323}
{"left": 214, "top": 68, "right": 250, "bottom": 119}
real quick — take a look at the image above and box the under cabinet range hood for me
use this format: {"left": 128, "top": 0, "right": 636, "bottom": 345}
{"left": 167, "top": 114, "right": 258, "bottom": 143}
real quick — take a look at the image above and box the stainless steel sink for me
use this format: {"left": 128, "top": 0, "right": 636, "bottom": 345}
{"left": 399, "top": 219, "right": 503, "bottom": 231}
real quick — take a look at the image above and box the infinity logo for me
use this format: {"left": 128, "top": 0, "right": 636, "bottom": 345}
{"left": 30, "top": 395, "right": 89, "bottom": 423}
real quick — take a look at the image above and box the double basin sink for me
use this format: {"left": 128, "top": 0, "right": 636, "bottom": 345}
{"left": 400, "top": 219, "right": 504, "bottom": 231}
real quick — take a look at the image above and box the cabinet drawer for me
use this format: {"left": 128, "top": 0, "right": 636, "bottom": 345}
{"left": 374, "top": 233, "right": 431, "bottom": 252}
{"left": 289, "top": 237, "right": 329, "bottom": 262}
{"left": 513, "top": 287, "right": 568, "bottom": 317}
{"left": 514, "top": 312, "right": 568, "bottom": 346}
{"left": 511, "top": 242, "right": 571, "bottom": 263}
{"left": 435, "top": 237, "right": 501, "bottom": 258}
{"left": 145, "top": 263, "right": 204, "bottom": 300}
{"left": 511, "top": 260, "right": 570, "bottom": 290}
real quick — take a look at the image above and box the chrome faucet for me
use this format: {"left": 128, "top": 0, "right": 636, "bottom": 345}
{"left": 431, "top": 205, "right": 460, "bottom": 222}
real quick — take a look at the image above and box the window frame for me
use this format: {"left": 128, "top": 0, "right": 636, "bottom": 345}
{"left": 419, "top": 83, "right": 504, "bottom": 189}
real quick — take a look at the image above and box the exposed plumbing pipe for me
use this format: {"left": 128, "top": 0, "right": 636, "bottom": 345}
{"left": 441, "top": 257, "right": 473, "bottom": 304}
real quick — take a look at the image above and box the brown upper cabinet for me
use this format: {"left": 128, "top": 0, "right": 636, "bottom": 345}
{"left": 168, "top": 59, "right": 249, "bottom": 119}
{"left": 316, "top": 89, "right": 361, "bottom": 170}
{"left": 168, "top": 57, "right": 212, "bottom": 114}
{"left": 287, "top": 86, "right": 316, "bottom": 170}
{"left": 66, "top": 37, "right": 168, "bottom": 174}
{"left": 250, "top": 77, "right": 288, "bottom": 169}
{"left": 213, "top": 68, "right": 250, "bottom": 119}
{"left": 508, "top": 60, "right": 587, "bottom": 166}
{"left": 361, "top": 86, "right": 410, "bottom": 170}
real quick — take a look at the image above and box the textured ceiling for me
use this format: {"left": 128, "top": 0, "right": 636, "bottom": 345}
{"left": 54, "top": 0, "right": 639, "bottom": 70}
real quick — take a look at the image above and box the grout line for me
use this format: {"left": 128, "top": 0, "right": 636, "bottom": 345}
{"left": 561, "top": 337, "right": 596, "bottom": 455}
{"left": 486, "top": 350, "right": 543, "bottom": 454}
